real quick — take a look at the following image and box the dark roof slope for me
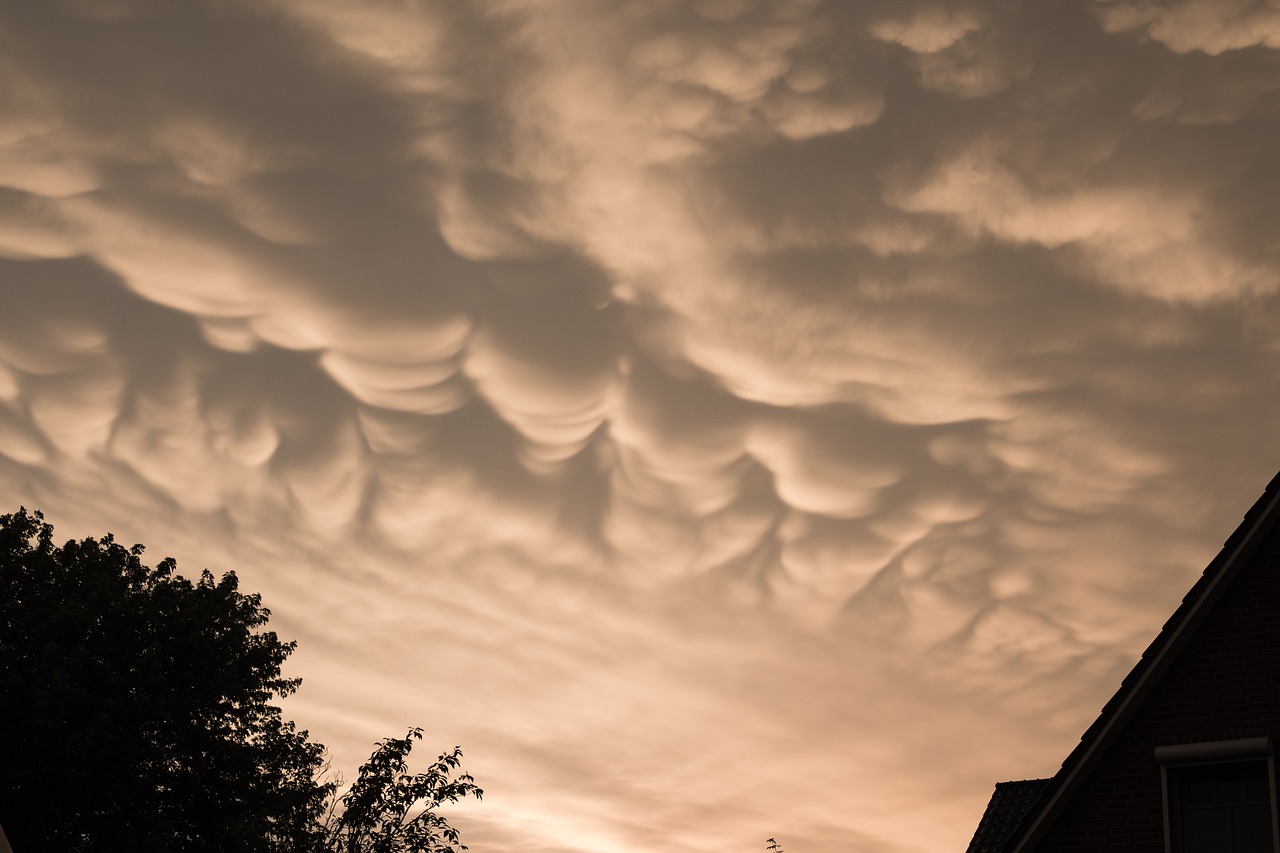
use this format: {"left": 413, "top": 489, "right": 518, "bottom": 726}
{"left": 965, "top": 779, "right": 1052, "bottom": 853}
{"left": 994, "top": 469, "right": 1280, "bottom": 852}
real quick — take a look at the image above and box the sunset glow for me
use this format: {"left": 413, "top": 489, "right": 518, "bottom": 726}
{"left": 2, "top": 2, "right": 1279, "bottom": 850}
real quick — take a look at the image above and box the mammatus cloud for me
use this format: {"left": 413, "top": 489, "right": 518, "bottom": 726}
{"left": 2, "top": 1, "right": 1280, "bottom": 850}
{"left": 1097, "top": 0, "right": 1280, "bottom": 53}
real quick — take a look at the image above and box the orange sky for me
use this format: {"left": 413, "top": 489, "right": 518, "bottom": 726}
{"left": 2, "top": 1, "right": 1280, "bottom": 850}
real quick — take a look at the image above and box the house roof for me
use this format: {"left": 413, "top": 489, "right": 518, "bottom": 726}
{"left": 965, "top": 779, "right": 1052, "bottom": 853}
{"left": 993, "top": 469, "right": 1280, "bottom": 852}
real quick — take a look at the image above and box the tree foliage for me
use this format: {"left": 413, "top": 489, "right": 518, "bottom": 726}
{"left": 320, "top": 728, "right": 483, "bottom": 853}
{"left": 0, "top": 507, "right": 328, "bottom": 851}
{"left": 0, "top": 508, "right": 482, "bottom": 853}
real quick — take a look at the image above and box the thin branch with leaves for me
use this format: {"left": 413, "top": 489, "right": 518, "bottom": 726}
{"left": 320, "top": 727, "right": 483, "bottom": 853}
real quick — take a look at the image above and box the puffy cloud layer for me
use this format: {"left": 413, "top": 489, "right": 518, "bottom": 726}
{"left": 2, "top": 1, "right": 1280, "bottom": 850}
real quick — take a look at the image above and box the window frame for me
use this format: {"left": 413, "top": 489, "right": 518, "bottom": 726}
{"left": 1157, "top": 737, "right": 1279, "bottom": 853}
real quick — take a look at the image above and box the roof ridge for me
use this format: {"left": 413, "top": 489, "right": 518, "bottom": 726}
{"left": 997, "top": 470, "right": 1280, "bottom": 852}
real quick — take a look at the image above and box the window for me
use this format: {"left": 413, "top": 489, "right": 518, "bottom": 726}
{"left": 1157, "top": 738, "right": 1279, "bottom": 853}
{"left": 1167, "top": 760, "right": 1274, "bottom": 852}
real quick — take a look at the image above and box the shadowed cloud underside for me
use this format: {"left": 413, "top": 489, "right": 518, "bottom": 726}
{"left": 1, "top": 1, "right": 1279, "bottom": 850}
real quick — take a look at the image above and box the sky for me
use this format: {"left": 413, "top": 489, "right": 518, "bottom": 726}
{"left": 1, "top": 0, "right": 1279, "bottom": 850}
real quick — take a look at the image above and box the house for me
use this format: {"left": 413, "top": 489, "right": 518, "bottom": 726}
{"left": 966, "top": 470, "right": 1280, "bottom": 852}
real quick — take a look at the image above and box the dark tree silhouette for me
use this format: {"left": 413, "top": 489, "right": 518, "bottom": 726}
{"left": 320, "top": 728, "right": 483, "bottom": 853}
{"left": 0, "top": 507, "right": 326, "bottom": 851}
{"left": 0, "top": 507, "right": 482, "bottom": 853}
{"left": 766, "top": 838, "right": 784, "bottom": 853}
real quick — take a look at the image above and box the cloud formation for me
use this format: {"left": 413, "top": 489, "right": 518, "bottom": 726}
{"left": 2, "top": 1, "right": 1280, "bottom": 850}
